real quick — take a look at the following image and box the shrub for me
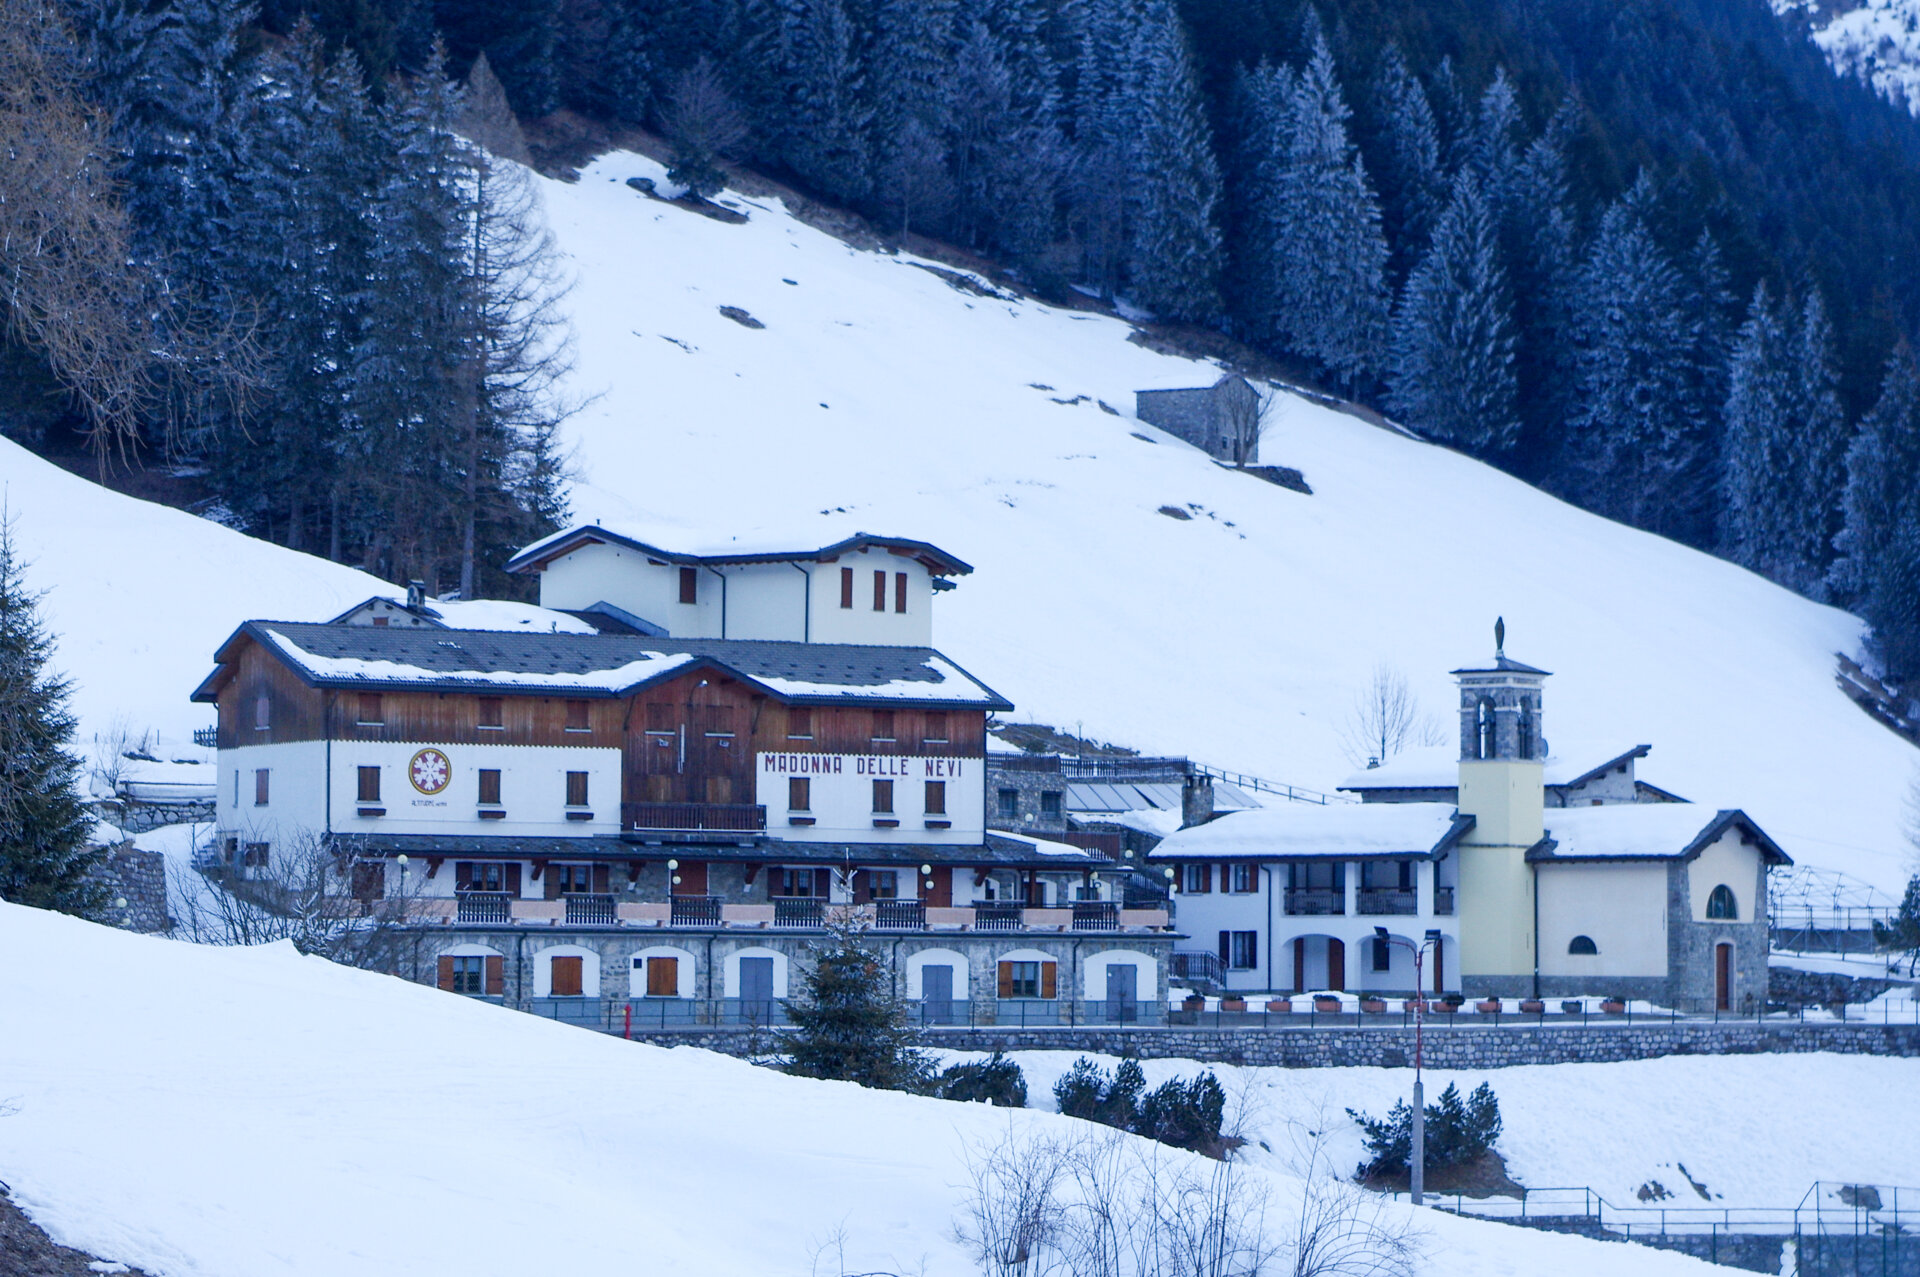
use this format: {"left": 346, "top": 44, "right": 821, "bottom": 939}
{"left": 1349, "top": 1081, "right": 1502, "bottom": 1177}
{"left": 936, "top": 1051, "right": 1028, "bottom": 1107}
{"left": 1052, "top": 1057, "right": 1225, "bottom": 1155}
{"left": 1053, "top": 1057, "right": 1145, "bottom": 1130}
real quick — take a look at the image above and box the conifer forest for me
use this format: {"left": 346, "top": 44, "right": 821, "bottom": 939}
{"left": 9, "top": 0, "right": 1920, "bottom": 672}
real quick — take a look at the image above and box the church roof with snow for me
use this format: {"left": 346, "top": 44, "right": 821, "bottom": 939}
{"left": 1147, "top": 802, "right": 1473, "bottom": 861}
{"left": 1528, "top": 806, "right": 1791, "bottom": 865}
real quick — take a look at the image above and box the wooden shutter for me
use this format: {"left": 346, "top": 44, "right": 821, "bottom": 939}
{"left": 592, "top": 863, "right": 610, "bottom": 893}
{"left": 358, "top": 767, "right": 380, "bottom": 802}
{"left": 478, "top": 769, "right": 501, "bottom": 805}
{"left": 1328, "top": 939, "right": 1345, "bottom": 992}
{"left": 679, "top": 567, "right": 698, "bottom": 604}
{"left": 505, "top": 863, "right": 522, "bottom": 896}
{"left": 454, "top": 861, "right": 474, "bottom": 891}
{"left": 479, "top": 696, "right": 503, "bottom": 728}
{"left": 437, "top": 956, "right": 456, "bottom": 991}
{"left": 566, "top": 699, "right": 590, "bottom": 730}
{"left": 840, "top": 567, "right": 854, "bottom": 608}
{"left": 925, "top": 781, "right": 946, "bottom": 815}
{"left": 788, "top": 706, "right": 812, "bottom": 738}
{"left": 1219, "top": 930, "right": 1231, "bottom": 966}
{"left": 648, "top": 956, "right": 679, "bottom": 997}
{"left": 815, "top": 868, "right": 832, "bottom": 899}
{"left": 894, "top": 572, "right": 907, "bottom": 613}
{"left": 997, "top": 961, "right": 1014, "bottom": 998}
{"left": 1040, "top": 962, "right": 1057, "bottom": 999}
{"left": 550, "top": 956, "right": 584, "bottom": 997}
{"left": 545, "top": 868, "right": 561, "bottom": 900}
{"left": 485, "top": 955, "right": 505, "bottom": 995}
{"left": 1247, "top": 932, "right": 1258, "bottom": 970}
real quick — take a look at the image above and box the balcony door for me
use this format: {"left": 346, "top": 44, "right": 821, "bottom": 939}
{"left": 1106, "top": 964, "right": 1138, "bottom": 1022}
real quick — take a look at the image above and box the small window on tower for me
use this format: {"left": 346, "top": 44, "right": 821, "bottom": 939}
{"left": 1476, "top": 698, "right": 1495, "bottom": 760}
{"left": 1706, "top": 885, "right": 1738, "bottom": 920}
{"left": 1517, "top": 699, "right": 1535, "bottom": 759}
{"left": 679, "top": 566, "right": 699, "bottom": 604}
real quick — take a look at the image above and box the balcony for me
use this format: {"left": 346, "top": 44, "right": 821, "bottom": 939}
{"left": 974, "top": 903, "right": 1024, "bottom": 932}
{"left": 1285, "top": 888, "right": 1345, "bottom": 916}
{"left": 1071, "top": 901, "right": 1119, "bottom": 931}
{"left": 1434, "top": 887, "right": 1455, "bottom": 916}
{"left": 873, "top": 899, "right": 926, "bottom": 931}
{"left": 456, "top": 892, "right": 513, "bottom": 924}
{"left": 1171, "top": 950, "right": 1224, "bottom": 984}
{"left": 623, "top": 802, "right": 766, "bottom": 834}
{"left": 563, "top": 893, "right": 616, "bottom": 925}
{"left": 773, "top": 897, "right": 826, "bottom": 929}
{"left": 1356, "top": 889, "right": 1418, "bottom": 916}
{"left": 670, "top": 895, "right": 723, "bottom": 927}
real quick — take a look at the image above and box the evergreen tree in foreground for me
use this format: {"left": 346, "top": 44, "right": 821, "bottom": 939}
{"left": 782, "top": 916, "right": 934, "bottom": 1090}
{"left": 0, "top": 515, "right": 102, "bottom": 916}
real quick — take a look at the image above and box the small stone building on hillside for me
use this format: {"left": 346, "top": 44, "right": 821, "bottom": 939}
{"left": 1135, "top": 375, "right": 1260, "bottom": 463}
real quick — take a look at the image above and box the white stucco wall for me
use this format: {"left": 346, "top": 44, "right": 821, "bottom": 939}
{"left": 1687, "top": 830, "right": 1764, "bottom": 923}
{"left": 329, "top": 741, "right": 622, "bottom": 841}
{"left": 1083, "top": 950, "right": 1156, "bottom": 1001}
{"left": 217, "top": 741, "right": 330, "bottom": 851}
{"left": 905, "top": 948, "right": 971, "bottom": 1000}
{"left": 629, "top": 946, "right": 698, "bottom": 998}
{"left": 806, "top": 546, "right": 934, "bottom": 647}
{"left": 532, "top": 944, "right": 601, "bottom": 998}
{"left": 1537, "top": 861, "right": 1669, "bottom": 978}
{"left": 756, "top": 752, "right": 983, "bottom": 843}
{"left": 536, "top": 542, "right": 713, "bottom": 635}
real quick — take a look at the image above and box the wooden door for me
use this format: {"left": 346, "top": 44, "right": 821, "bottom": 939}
{"left": 1292, "top": 937, "right": 1306, "bottom": 994}
{"left": 1433, "top": 940, "right": 1443, "bottom": 995}
{"left": 1328, "top": 938, "right": 1345, "bottom": 992}
{"left": 647, "top": 956, "right": 679, "bottom": 998}
{"left": 673, "top": 860, "right": 708, "bottom": 896}
{"left": 924, "top": 867, "right": 953, "bottom": 908}
{"left": 550, "top": 955, "right": 584, "bottom": 997}
{"left": 1715, "top": 943, "right": 1732, "bottom": 1011}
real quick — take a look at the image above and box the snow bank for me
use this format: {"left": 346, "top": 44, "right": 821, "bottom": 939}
{"left": 0, "top": 901, "right": 1724, "bottom": 1277}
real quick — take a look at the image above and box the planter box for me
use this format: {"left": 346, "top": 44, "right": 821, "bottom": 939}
{"left": 1403, "top": 999, "right": 1428, "bottom": 1013}
{"left": 1220, "top": 999, "right": 1248, "bottom": 1013}
{"left": 1313, "top": 998, "right": 1343, "bottom": 1013}
{"left": 1434, "top": 1002, "right": 1460, "bottom": 1014}
{"left": 1266, "top": 999, "right": 1293, "bottom": 1013}
{"left": 1560, "top": 999, "right": 1585, "bottom": 1014}
{"left": 1601, "top": 1000, "right": 1627, "bottom": 1014}
{"left": 1182, "top": 997, "right": 1206, "bottom": 1011}
{"left": 1476, "top": 999, "right": 1503, "bottom": 1014}
{"left": 1359, "top": 998, "right": 1388, "bottom": 1013}
{"left": 1519, "top": 999, "right": 1546, "bottom": 1014}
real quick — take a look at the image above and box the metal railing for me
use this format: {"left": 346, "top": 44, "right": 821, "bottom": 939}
{"left": 1193, "top": 763, "right": 1354, "bottom": 806}
{"left": 773, "top": 897, "right": 826, "bottom": 928}
{"left": 1433, "top": 887, "right": 1455, "bottom": 916}
{"left": 1356, "top": 889, "right": 1418, "bottom": 915}
{"left": 873, "top": 898, "right": 926, "bottom": 930}
{"left": 669, "top": 894, "right": 723, "bottom": 926}
{"left": 1072, "top": 901, "right": 1119, "bottom": 931}
{"left": 1285, "top": 888, "right": 1345, "bottom": 916}
{"left": 1170, "top": 950, "right": 1224, "bottom": 984}
{"left": 563, "top": 893, "right": 616, "bottom": 925}
{"left": 623, "top": 802, "right": 767, "bottom": 833}
{"left": 455, "top": 892, "right": 512, "bottom": 924}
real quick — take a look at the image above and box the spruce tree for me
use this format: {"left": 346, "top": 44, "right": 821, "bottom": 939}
{"left": 1363, "top": 45, "right": 1445, "bottom": 276}
{"left": 868, "top": 0, "right": 956, "bottom": 235}
{"left": 1722, "top": 282, "right": 1799, "bottom": 579}
{"left": 782, "top": 916, "right": 934, "bottom": 1090}
{"left": 0, "top": 515, "right": 101, "bottom": 917}
{"left": 1124, "top": 0, "right": 1222, "bottom": 323}
{"left": 1385, "top": 171, "right": 1519, "bottom": 455}
{"left": 777, "top": 0, "right": 872, "bottom": 204}
{"left": 1833, "top": 344, "right": 1920, "bottom": 677}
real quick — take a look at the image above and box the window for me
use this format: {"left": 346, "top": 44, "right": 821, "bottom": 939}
{"left": 554, "top": 864, "right": 598, "bottom": 895}
{"left": 451, "top": 956, "right": 485, "bottom": 995}
{"left": 924, "top": 780, "right": 946, "bottom": 815}
{"left": 478, "top": 769, "right": 502, "bottom": 806}
{"left": 371, "top": 616, "right": 389, "bottom": 627}
{"left": 1475, "top": 698, "right": 1495, "bottom": 760}
{"left": 241, "top": 842, "right": 270, "bottom": 868}
{"left": 775, "top": 867, "right": 816, "bottom": 897}
{"left": 478, "top": 696, "right": 504, "bottom": 729}
{"left": 461, "top": 862, "right": 507, "bottom": 893}
{"left": 923, "top": 711, "right": 948, "bottom": 744}
{"left": 1567, "top": 935, "right": 1599, "bottom": 955}
{"left": 868, "top": 870, "right": 899, "bottom": 899}
{"left": 356, "top": 693, "right": 383, "bottom": 726}
{"left": 840, "top": 567, "right": 854, "bottom": 608}
{"left": 872, "top": 569, "right": 887, "bottom": 611}
{"left": 871, "top": 710, "right": 895, "bottom": 741}
{"left": 1706, "top": 885, "right": 1738, "bottom": 920}
{"left": 1040, "top": 790, "right": 1063, "bottom": 818}
{"left": 564, "top": 699, "right": 590, "bottom": 732}
{"left": 1371, "top": 937, "right": 1392, "bottom": 972}
{"left": 254, "top": 694, "right": 270, "bottom": 731}
{"left": 350, "top": 862, "right": 385, "bottom": 901}
{"left": 1517, "top": 699, "right": 1535, "bottom": 759}
{"left": 789, "top": 777, "right": 811, "bottom": 811}
{"left": 999, "top": 960, "right": 1054, "bottom": 999}
{"left": 788, "top": 706, "right": 813, "bottom": 739}
{"left": 996, "top": 788, "right": 1019, "bottom": 819}
{"left": 1182, "top": 863, "right": 1211, "bottom": 893}
{"left": 1221, "top": 931, "right": 1258, "bottom": 970}
{"left": 232, "top": 770, "right": 239, "bottom": 807}
{"left": 254, "top": 768, "right": 270, "bottom": 806}
{"left": 679, "top": 567, "right": 698, "bottom": 604}
{"left": 872, "top": 779, "right": 894, "bottom": 813}
{"left": 357, "top": 766, "right": 381, "bottom": 802}
{"left": 1229, "top": 863, "right": 1257, "bottom": 893}
{"left": 550, "top": 955, "right": 584, "bottom": 996}
{"left": 565, "top": 771, "right": 589, "bottom": 807}
{"left": 894, "top": 572, "right": 908, "bottom": 613}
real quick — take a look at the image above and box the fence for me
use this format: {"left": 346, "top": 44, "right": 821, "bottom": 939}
{"left": 522, "top": 995, "right": 1167, "bottom": 1034}
{"left": 1771, "top": 905, "right": 1899, "bottom": 956}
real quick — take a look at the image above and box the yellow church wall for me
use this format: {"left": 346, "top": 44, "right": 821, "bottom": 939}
{"left": 1537, "top": 861, "right": 1668, "bottom": 978}
{"left": 1455, "top": 844, "right": 1534, "bottom": 976}
{"left": 1687, "top": 830, "right": 1765, "bottom": 923}
{"left": 1457, "top": 760, "right": 1544, "bottom": 846}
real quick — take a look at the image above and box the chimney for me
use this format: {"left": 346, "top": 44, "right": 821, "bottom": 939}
{"left": 1181, "top": 773, "right": 1214, "bottom": 829}
{"left": 406, "top": 580, "right": 426, "bottom": 609}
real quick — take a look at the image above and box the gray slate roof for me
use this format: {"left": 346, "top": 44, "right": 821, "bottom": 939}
{"left": 195, "top": 621, "right": 1013, "bottom": 709}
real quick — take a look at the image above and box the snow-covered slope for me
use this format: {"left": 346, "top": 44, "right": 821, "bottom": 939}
{"left": 533, "top": 153, "right": 1917, "bottom": 892}
{"left": 1777, "top": 0, "right": 1920, "bottom": 114}
{"left": 0, "top": 901, "right": 1729, "bottom": 1277}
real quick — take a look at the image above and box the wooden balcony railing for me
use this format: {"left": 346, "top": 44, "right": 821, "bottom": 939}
{"left": 623, "top": 802, "right": 767, "bottom": 833}
{"left": 564, "top": 893, "right": 617, "bottom": 925}
{"left": 1072, "top": 901, "right": 1119, "bottom": 931}
{"left": 773, "top": 897, "right": 826, "bottom": 929}
{"left": 455, "top": 891, "right": 512, "bottom": 924}
{"left": 670, "top": 895, "right": 723, "bottom": 926}
{"left": 974, "top": 903, "right": 1024, "bottom": 932}
{"left": 873, "top": 899, "right": 926, "bottom": 930}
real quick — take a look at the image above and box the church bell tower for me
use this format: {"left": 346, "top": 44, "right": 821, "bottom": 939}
{"left": 1452, "top": 618, "right": 1549, "bottom": 993}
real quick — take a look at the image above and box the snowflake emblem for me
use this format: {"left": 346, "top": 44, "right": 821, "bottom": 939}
{"left": 408, "top": 747, "right": 451, "bottom": 795}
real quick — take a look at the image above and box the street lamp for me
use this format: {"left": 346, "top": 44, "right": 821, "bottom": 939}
{"left": 921, "top": 863, "right": 934, "bottom": 892}
{"left": 1375, "top": 926, "right": 1445, "bottom": 1206}
{"left": 667, "top": 858, "right": 680, "bottom": 888}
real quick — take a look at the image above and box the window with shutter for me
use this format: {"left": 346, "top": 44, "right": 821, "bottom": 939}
{"left": 872, "top": 570, "right": 886, "bottom": 611}
{"left": 254, "top": 768, "right": 270, "bottom": 806}
{"left": 894, "top": 572, "right": 907, "bottom": 613}
{"left": 1040, "top": 962, "right": 1057, "bottom": 999}
{"left": 872, "top": 779, "right": 894, "bottom": 813}
{"left": 997, "top": 961, "right": 1015, "bottom": 999}
{"left": 788, "top": 706, "right": 812, "bottom": 738}
{"left": 478, "top": 769, "right": 502, "bottom": 805}
{"left": 479, "top": 696, "right": 504, "bottom": 729}
{"left": 565, "top": 699, "right": 591, "bottom": 732}
{"left": 451, "top": 956, "right": 485, "bottom": 994}
{"left": 1182, "top": 863, "right": 1209, "bottom": 893}
{"left": 872, "top": 710, "right": 894, "bottom": 741}
{"left": 437, "top": 956, "right": 456, "bottom": 991}
{"left": 357, "top": 766, "right": 381, "bottom": 802}
{"left": 566, "top": 771, "right": 589, "bottom": 806}
{"left": 924, "top": 711, "right": 948, "bottom": 743}
{"left": 840, "top": 567, "right": 854, "bottom": 608}
{"left": 356, "top": 693, "right": 383, "bottom": 726}
{"left": 550, "top": 955, "right": 584, "bottom": 996}
{"left": 679, "top": 567, "right": 698, "bottom": 604}
{"left": 485, "top": 955, "right": 505, "bottom": 995}
{"left": 924, "top": 781, "right": 946, "bottom": 815}
{"left": 646, "top": 702, "right": 675, "bottom": 733}
{"left": 647, "top": 956, "right": 679, "bottom": 997}
{"left": 789, "top": 777, "right": 810, "bottom": 811}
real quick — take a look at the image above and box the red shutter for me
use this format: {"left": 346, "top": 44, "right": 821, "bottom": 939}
{"left": 1040, "top": 962, "right": 1057, "bottom": 999}
{"left": 484, "top": 955, "right": 505, "bottom": 995}
{"left": 437, "top": 956, "right": 456, "bottom": 991}
{"left": 872, "top": 570, "right": 886, "bottom": 611}
{"left": 894, "top": 572, "right": 907, "bottom": 613}
{"left": 545, "top": 869, "right": 561, "bottom": 901}
{"left": 455, "top": 861, "right": 474, "bottom": 891}
{"left": 816, "top": 868, "right": 832, "bottom": 899}
{"left": 840, "top": 568, "right": 854, "bottom": 608}
{"left": 675, "top": 860, "right": 708, "bottom": 895}
{"left": 592, "top": 863, "right": 610, "bottom": 893}
{"left": 505, "top": 863, "right": 522, "bottom": 896}
{"left": 997, "top": 961, "right": 1014, "bottom": 998}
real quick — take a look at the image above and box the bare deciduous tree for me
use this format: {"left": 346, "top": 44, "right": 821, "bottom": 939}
{"left": 1337, "top": 665, "right": 1446, "bottom": 770}
{"left": 1222, "top": 382, "right": 1280, "bottom": 468}
{"left": 1273, "top": 1116, "right": 1420, "bottom": 1277}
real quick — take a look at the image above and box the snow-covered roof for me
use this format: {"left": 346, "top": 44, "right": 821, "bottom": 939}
{"left": 1338, "top": 742, "right": 1653, "bottom": 792}
{"left": 504, "top": 521, "right": 973, "bottom": 577}
{"left": 1066, "top": 779, "right": 1258, "bottom": 815}
{"left": 194, "top": 622, "right": 1013, "bottom": 709}
{"left": 1149, "top": 802, "right": 1472, "bottom": 860}
{"left": 1531, "top": 805, "right": 1790, "bottom": 865}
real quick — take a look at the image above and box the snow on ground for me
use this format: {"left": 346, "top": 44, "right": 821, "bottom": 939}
{"left": 1777, "top": 0, "right": 1920, "bottom": 114}
{"left": 534, "top": 152, "right": 1918, "bottom": 892}
{"left": 976, "top": 1049, "right": 1920, "bottom": 1211}
{"left": 0, "top": 903, "right": 1726, "bottom": 1277}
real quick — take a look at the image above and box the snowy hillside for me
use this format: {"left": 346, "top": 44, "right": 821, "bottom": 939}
{"left": 533, "top": 153, "right": 1916, "bottom": 892}
{"left": 0, "top": 900, "right": 1732, "bottom": 1277}
{"left": 1777, "top": 0, "right": 1920, "bottom": 114}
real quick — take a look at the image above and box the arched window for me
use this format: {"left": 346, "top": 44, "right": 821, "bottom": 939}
{"left": 1706, "top": 885, "right": 1738, "bottom": 920}
{"left": 1516, "top": 700, "right": 1535, "bottom": 760}
{"left": 1567, "top": 935, "right": 1598, "bottom": 955}
{"left": 1476, "top": 698, "right": 1495, "bottom": 760}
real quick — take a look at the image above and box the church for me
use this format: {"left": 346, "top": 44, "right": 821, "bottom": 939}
{"left": 1148, "top": 625, "right": 1790, "bottom": 1013}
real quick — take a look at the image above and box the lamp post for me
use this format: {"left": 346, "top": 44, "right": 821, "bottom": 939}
{"left": 1375, "top": 926, "right": 1444, "bottom": 1205}
{"left": 921, "top": 863, "right": 934, "bottom": 894}
{"left": 395, "top": 854, "right": 408, "bottom": 897}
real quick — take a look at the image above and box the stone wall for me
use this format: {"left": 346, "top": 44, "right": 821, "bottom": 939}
{"left": 1770, "top": 964, "right": 1913, "bottom": 1006}
{"left": 85, "top": 847, "right": 169, "bottom": 933}
{"left": 626, "top": 1020, "right": 1920, "bottom": 1067}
